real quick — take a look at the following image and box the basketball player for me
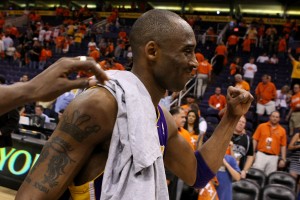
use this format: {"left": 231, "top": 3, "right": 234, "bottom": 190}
{"left": 16, "top": 10, "right": 253, "bottom": 200}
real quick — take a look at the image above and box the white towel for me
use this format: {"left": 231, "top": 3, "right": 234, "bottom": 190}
{"left": 100, "top": 70, "right": 169, "bottom": 200}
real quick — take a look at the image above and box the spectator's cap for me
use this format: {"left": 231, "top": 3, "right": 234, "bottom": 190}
{"left": 33, "top": 37, "right": 38, "bottom": 41}
{"left": 186, "top": 93, "right": 196, "bottom": 99}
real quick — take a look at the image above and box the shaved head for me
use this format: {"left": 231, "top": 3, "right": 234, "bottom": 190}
{"left": 129, "top": 9, "right": 191, "bottom": 55}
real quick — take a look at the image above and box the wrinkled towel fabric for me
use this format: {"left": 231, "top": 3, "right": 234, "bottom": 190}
{"left": 99, "top": 70, "right": 169, "bottom": 200}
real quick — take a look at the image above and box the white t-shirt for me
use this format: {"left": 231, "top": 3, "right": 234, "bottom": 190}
{"left": 243, "top": 63, "right": 257, "bottom": 78}
{"left": 39, "top": 29, "right": 46, "bottom": 42}
{"left": 275, "top": 90, "right": 287, "bottom": 108}
{"left": 256, "top": 56, "right": 269, "bottom": 63}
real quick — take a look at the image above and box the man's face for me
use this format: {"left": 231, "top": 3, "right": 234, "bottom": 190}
{"left": 215, "top": 87, "right": 221, "bottom": 95}
{"left": 262, "top": 76, "right": 268, "bottom": 84}
{"left": 269, "top": 112, "right": 280, "bottom": 125}
{"left": 35, "top": 107, "right": 43, "bottom": 116}
{"left": 186, "top": 97, "right": 195, "bottom": 104}
{"left": 22, "top": 75, "right": 29, "bottom": 82}
{"left": 235, "top": 76, "right": 241, "bottom": 83}
{"left": 153, "top": 19, "right": 198, "bottom": 92}
{"left": 174, "top": 109, "right": 186, "bottom": 128}
{"left": 235, "top": 116, "right": 246, "bottom": 133}
{"left": 294, "top": 84, "right": 300, "bottom": 93}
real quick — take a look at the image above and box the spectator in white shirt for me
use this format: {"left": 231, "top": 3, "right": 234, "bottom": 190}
{"left": 256, "top": 52, "right": 269, "bottom": 63}
{"left": 276, "top": 85, "right": 290, "bottom": 119}
{"left": 243, "top": 57, "right": 257, "bottom": 86}
{"left": 270, "top": 54, "right": 279, "bottom": 64}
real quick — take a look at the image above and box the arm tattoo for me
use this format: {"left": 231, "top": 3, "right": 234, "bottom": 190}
{"left": 29, "top": 137, "right": 75, "bottom": 193}
{"left": 59, "top": 110, "right": 101, "bottom": 142}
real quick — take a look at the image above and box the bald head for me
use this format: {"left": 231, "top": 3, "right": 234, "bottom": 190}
{"left": 129, "top": 9, "right": 191, "bottom": 55}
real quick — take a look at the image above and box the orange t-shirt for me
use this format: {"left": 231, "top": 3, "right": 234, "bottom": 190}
{"left": 278, "top": 39, "right": 286, "bottom": 53}
{"left": 230, "top": 63, "right": 237, "bottom": 75}
{"left": 252, "top": 122, "right": 287, "bottom": 155}
{"left": 227, "top": 35, "right": 239, "bottom": 46}
{"left": 178, "top": 128, "right": 195, "bottom": 150}
{"left": 198, "top": 178, "right": 219, "bottom": 200}
{"left": 209, "top": 94, "right": 227, "bottom": 111}
{"left": 89, "top": 49, "right": 100, "bottom": 62}
{"left": 55, "top": 36, "right": 65, "bottom": 48}
{"left": 290, "top": 92, "right": 300, "bottom": 111}
{"left": 242, "top": 38, "right": 251, "bottom": 52}
{"left": 100, "top": 61, "right": 125, "bottom": 71}
{"left": 215, "top": 45, "right": 227, "bottom": 56}
{"left": 118, "top": 31, "right": 127, "bottom": 39}
{"left": 197, "top": 60, "right": 212, "bottom": 75}
{"left": 236, "top": 80, "right": 250, "bottom": 91}
{"left": 255, "top": 82, "right": 277, "bottom": 104}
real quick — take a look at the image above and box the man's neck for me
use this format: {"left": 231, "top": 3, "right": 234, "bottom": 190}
{"left": 233, "top": 131, "right": 243, "bottom": 136}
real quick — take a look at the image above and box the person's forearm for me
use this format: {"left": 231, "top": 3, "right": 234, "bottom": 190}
{"left": 243, "top": 156, "right": 254, "bottom": 172}
{"left": 224, "top": 162, "right": 241, "bottom": 181}
{"left": 281, "top": 146, "right": 286, "bottom": 160}
{"left": 253, "top": 140, "right": 257, "bottom": 151}
{"left": 0, "top": 82, "right": 34, "bottom": 115}
{"left": 199, "top": 113, "right": 240, "bottom": 173}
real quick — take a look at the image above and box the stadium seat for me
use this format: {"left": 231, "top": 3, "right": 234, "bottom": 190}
{"left": 246, "top": 168, "right": 267, "bottom": 188}
{"left": 261, "top": 184, "right": 296, "bottom": 200}
{"left": 232, "top": 179, "right": 260, "bottom": 200}
{"left": 267, "top": 171, "right": 297, "bottom": 192}
{"left": 205, "top": 116, "right": 219, "bottom": 125}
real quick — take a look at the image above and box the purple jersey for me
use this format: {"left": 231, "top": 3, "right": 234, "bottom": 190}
{"left": 67, "top": 105, "right": 168, "bottom": 200}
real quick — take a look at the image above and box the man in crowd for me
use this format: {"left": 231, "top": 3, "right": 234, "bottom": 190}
{"left": 231, "top": 116, "right": 254, "bottom": 179}
{"left": 255, "top": 74, "right": 277, "bottom": 116}
{"left": 252, "top": 111, "right": 287, "bottom": 175}
{"left": 243, "top": 57, "right": 257, "bottom": 86}
{"left": 234, "top": 74, "right": 250, "bottom": 91}
{"left": 208, "top": 87, "right": 227, "bottom": 116}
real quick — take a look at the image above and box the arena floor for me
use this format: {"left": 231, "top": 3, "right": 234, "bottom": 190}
{"left": 0, "top": 186, "right": 17, "bottom": 200}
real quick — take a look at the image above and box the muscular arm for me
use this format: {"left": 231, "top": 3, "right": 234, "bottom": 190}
{"left": 16, "top": 87, "right": 117, "bottom": 200}
{"left": 164, "top": 87, "right": 252, "bottom": 186}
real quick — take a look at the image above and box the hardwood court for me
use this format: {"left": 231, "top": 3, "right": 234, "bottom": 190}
{"left": 0, "top": 186, "right": 17, "bottom": 200}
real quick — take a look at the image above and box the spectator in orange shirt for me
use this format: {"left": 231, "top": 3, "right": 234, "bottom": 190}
{"left": 230, "top": 57, "right": 242, "bottom": 76}
{"left": 252, "top": 111, "right": 287, "bottom": 175}
{"left": 208, "top": 87, "right": 227, "bottom": 116}
{"left": 234, "top": 74, "right": 250, "bottom": 91}
{"left": 184, "top": 110, "right": 200, "bottom": 150}
{"left": 196, "top": 58, "right": 212, "bottom": 99}
{"left": 227, "top": 33, "right": 239, "bottom": 57}
{"left": 255, "top": 74, "right": 277, "bottom": 116}
{"left": 278, "top": 36, "right": 286, "bottom": 60}
{"left": 215, "top": 41, "right": 228, "bottom": 57}
{"left": 99, "top": 57, "right": 125, "bottom": 71}
{"left": 39, "top": 45, "right": 52, "bottom": 70}
{"left": 286, "top": 84, "right": 300, "bottom": 136}
{"left": 195, "top": 52, "right": 204, "bottom": 63}
{"left": 170, "top": 107, "right": 194, "bottom": 150}
{"left": 242, "top": 35, "right": 251, "bottom": 56}
{"left": 89, "top": 44, "right": 100, "bottom": 62}
{"left": 55, "top": 34, "right": 65, "bottom": 54}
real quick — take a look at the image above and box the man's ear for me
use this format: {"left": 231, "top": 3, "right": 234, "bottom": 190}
{"left": 145, "top": 41, "right": 158, "bottom": 61}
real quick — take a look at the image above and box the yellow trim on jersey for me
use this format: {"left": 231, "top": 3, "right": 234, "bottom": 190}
{"left": 68, "top": 171, "right": 104, "bottom": 200}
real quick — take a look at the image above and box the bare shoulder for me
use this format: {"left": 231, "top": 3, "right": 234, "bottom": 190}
{"left": 160, "top": 106, "right": 178, "bottom": 139}
{"left": 58, "top": 86, "right": 118, "bottom": 145}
